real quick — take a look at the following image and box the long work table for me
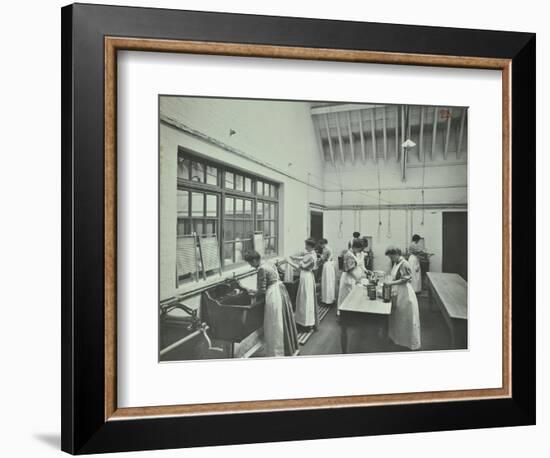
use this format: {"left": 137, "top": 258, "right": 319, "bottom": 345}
{"left": 338, "top": 284, "right": 392, "bottom": 354}
{"left": 426, "top": 272, "right": 468, "bottom": 349}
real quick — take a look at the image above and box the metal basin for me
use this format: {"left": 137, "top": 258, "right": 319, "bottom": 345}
{"left": 201, "top": 280, "right": 265, "bottom": 343}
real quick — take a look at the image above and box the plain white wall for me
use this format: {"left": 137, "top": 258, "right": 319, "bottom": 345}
{"left": 323, "top": 161, "right": 467, "bottom": 206}
{"left": 323, "top": 208, "right": 454, "bottom": 273}
{"left": 0, "top": 1, "right": 544, "bottom": 457}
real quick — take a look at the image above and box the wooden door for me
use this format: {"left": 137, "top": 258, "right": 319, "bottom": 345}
{"left": 310, "top": 210, "right": 323, "bottom": 241}
{"left": 442, "top": 211, "right": 468, "bottom": 280}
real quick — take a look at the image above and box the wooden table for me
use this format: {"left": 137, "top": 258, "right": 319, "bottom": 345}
{"left": 339, "top": 285, "right": 392, "bottom": 354}
{"left": 426, "top": 272, "right": 468, "bottom": 349}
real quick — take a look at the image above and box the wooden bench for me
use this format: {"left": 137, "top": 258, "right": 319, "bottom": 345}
{"left": 426, "top": 272, "right": 468, "bottom": 349}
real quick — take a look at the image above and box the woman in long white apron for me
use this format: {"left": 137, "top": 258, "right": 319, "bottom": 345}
{"left": 319, "top": 238, "right": 336, "bottom": 305}
{"left": 337, "top": 239, "right": 366, "bottom": 315}
{"left": 288, "top": 238, "right": 319, "bottom": 330}
{"left": 385, "top": 246, "right": 421, "bottom": 350}
{"left": 244, "top": 250, "right": 299, "bottom": 357}
{"left": 408, "top": 234, "right": 423, "bottom": 293}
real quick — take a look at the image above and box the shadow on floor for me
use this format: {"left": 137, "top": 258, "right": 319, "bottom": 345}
{"left": 299, "top": 293, "right": 452, "bottom": 356}
{"left": 33, "top": 433, "right": 60, "bottom": 449}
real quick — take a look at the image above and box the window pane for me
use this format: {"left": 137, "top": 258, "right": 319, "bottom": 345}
{"left": 264, "top": 202, "right": 271, "bottom": 219}
{"left": 177, "top": 219, "right": 191, "bottom": 236}
{"left": 235, "top": 174, "right": 243, "bottom": 191}
{"left": 206, "top": 166, "right": 218, "bottom": 185}
{"left": 193, "top": 220, "right": 204, "bottom": 235}
{"left": 225, "top": 171, "right": 234, "bottom": 189}
{"left": 206, "top": 195, "right": 218, "bottom": 217}
{"left": 225, "top": 197, "right": 234, "bottom": 216}
{"left": 271, "top": 185, "right": 277, "bottom": 198}
{"left": 191, "top": 193, "right": 204, "bottom": 216}
{"left": 244, "top": 200, "right": 252, "bottom": 217}
{"left": 235, "top": 220, "right": 245, "bottom": 239}
{"left": 244, "top": 220, "right": 253, "bottom": 237}
{"left": 235, "top": 199, "right": 244, "bottom": 217}
{"left": 177, "top": 190, "right": 188, "bottom": 216}
{"left": 177, "top": 157, "right": 190, "bottom": 180}
{"left": 257, "top": 220, "right": 264, "bottom": 234}
{"left": 224, "top": 243, "right": 234, "bottom": 265}
{"left": 191, "top": 162, "right": 204, "bottom": 182}
{"left": 234, "top": 220, "right": 253, "bottom": 239}
{"left": 206, "top": 220, "right": 217, "bottom": 235}
{"left": 271, "top": 203, "right": 276, "bottom": 219}
{"left": 235, "top": 239, "right": 244, "bottom": 262}
{"left": 270, "top": 221, "right": 276, "bottom": 237}
{"left": 266, "top": 237, "right": 276, "bottom": 255}
{"left": 236, "top": 239, "right": 253, "bottom": 262}
{"left": 224, "top": 221, "right": 235, "bottom": 241}
{"left": 256, "top": 201, "right": 263, "bottom": 219}
{"left": 244, "top": 177, "right": 252, "bottom": 193}
{"left": 257, "top": 181, "right": 263, "bottom": 195}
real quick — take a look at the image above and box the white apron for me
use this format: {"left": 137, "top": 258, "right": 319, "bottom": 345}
{"left": 337, "top": 251, "right": 364, "bottom": 314}
{"left": 389, "top": 260, "right": 421, "bottom": 350}
{"left": 321, "top": 259, "right": 336, "bottom": 304}
{"left": 295, "top": 270, "right": 318, "bottom": 327}
{"left": 264, "top": 281, "right": 285, "bottom": 356}
{"left": 408, "top": 254, "right": 422, "bottom": 293}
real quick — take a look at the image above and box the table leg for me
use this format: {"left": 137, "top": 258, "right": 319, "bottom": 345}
{"left": 452, "top": 319, "right": 468, "bottom": 349}
{"left": 340, "top": 317, "right": 348, "bottom": 354}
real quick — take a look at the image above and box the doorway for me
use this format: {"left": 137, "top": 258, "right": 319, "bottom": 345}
{"left": 442, "top": 211, "right": 468, "bottom": 280}
{"left": 310, "top": 210, "right": 323, "bottom": 241}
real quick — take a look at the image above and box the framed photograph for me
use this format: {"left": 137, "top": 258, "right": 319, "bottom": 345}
{"left": 61, "top": 3, "right": 536, "bottom": 454}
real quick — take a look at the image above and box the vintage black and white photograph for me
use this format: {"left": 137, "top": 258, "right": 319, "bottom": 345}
{"left": 159, "top": 96, "right": 468, "bottom": 361}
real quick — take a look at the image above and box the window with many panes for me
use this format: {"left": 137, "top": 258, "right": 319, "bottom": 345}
{"left": 176, "top": 149, "right": 280, "bottom": 284}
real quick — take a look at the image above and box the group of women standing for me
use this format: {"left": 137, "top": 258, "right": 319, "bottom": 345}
{"left": 243, "top": 237, "right": 324, "bottom": 358}
{"left": 243, "top": 233, "right": 426, "bottom": 357}
{"left": 337, "top": 234, "right": 425, "bottom": 351}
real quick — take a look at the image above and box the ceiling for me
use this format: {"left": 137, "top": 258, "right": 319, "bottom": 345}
{"left": 311, "top": 104, "right": 468, "bottom": 165}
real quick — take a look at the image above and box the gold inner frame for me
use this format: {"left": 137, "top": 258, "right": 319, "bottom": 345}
{"left": 104, "top": 37, "right": 512, "bottom": 421}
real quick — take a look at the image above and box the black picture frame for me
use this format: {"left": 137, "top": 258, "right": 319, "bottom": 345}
{"left": 61, "top": 3, "right": 535, "bottom": 454}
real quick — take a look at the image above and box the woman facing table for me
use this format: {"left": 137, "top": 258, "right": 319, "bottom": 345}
{"left": 384, "top": 246, "right": 421, "bottom": 350}
{"left": 337, "top": 238, "right": 366, "bottom": 315}
{"left": 287, "top": 238, "right": 319, "bottom": 331}
{"left": 244, "top": 250, "right": 299, "bottom": 357}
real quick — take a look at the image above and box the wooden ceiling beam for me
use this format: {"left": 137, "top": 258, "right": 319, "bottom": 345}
{"left": 313, "top": 117, "right": 327, "bottom": 165}
{"left": 444, "top": 107, "right": 452, "bottom": 160}
{"left": 395, "top": 106, "right": 399, "bottom": 161}
{"left": 323, "top": 114, "right": 335, "bottom": 165}
{"left": 431, "top": 106, "right": 438, "bottom": 161}
{"left": 347, "top": 111, "right": 355, "bottom": 163}
{"left": 401, "top": 105, "right": 405, "bottom": 162}
{"left": 370, "top": 107, "right": 377, "bottom": 162}
{"left": 335, "top": 112, "right": 345, "bottom": 163}
{"left": 311, "top": 103, "right": 385, "bottom": 115}
{"left": 382, "top": 106, "right": 388, "bottom": 161}
{"left": 419, "top": 106, "right": 425, "bottom": 161}
{"left": 457, "top": 107, "right": 466, "bottom": 159}
{"left": 358, "top": 110, "right": 366, "bottom": 163}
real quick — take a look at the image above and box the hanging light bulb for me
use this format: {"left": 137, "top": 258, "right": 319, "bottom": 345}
{"left": 401, "top": 139, "right": 416, "bottom": 148}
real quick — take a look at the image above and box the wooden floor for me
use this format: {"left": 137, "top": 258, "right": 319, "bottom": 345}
{"left": 299, "top": 293, "right": 453, "bottom": 355}
{"left": 254, "top": 292, "right": 454, "bottom": 357}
